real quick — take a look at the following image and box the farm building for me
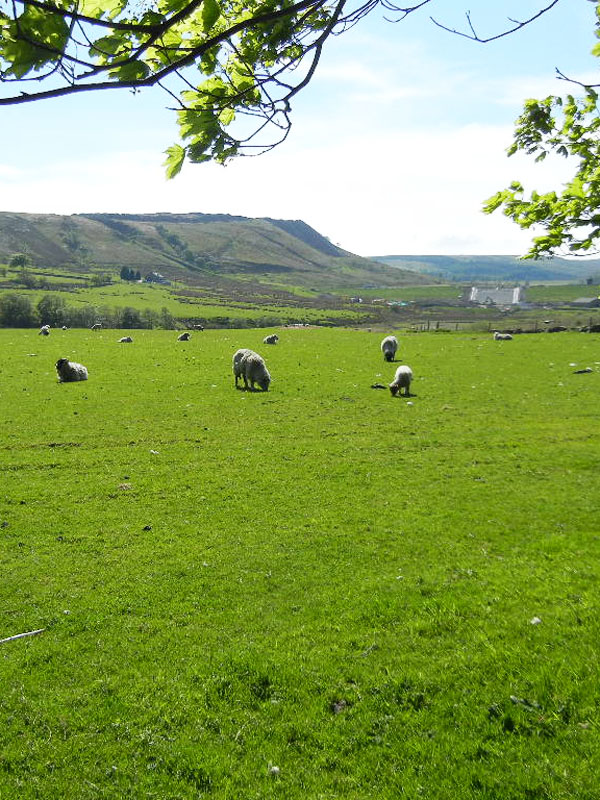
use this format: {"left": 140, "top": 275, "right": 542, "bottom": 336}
{"left": 468, "top": 286, "right": 522, "bottom": 306}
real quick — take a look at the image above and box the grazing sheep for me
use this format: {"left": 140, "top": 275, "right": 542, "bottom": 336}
{"left": 381, "top": 335, "right": 398, "bottom": 362}
{"left": 118, "top": 336, "right": 133, "bottom": 343}
{"left": 194, "top": 324, "right": 204, "bottom": 331}
{"left": 61, "top": 325, "right": 68, "bottom": 331}
{"left": 493, "top": 331, "right": 513, "bottom": 341}
{"left": 389, "top": 365, "right": 413, "bottom": 397}
{"left": 55, "top": 358, "right": 88, "bottom": 383}
{"left": 233, "top": 348, "right": 253, "bottom": 389}
{"left": 263, "top": 334, "right": 279, "bottom": 344}
{"left": 177, "top": 332, "right": 191, "bottom": 341}
{"left": 91, "top": 323, "right": 102, "bottom": 331}
{"left": 232, "top": 348, "right": 271, "bottom": 391}
{"left": 39, "top": 325, "right": 50, "bottom": 336}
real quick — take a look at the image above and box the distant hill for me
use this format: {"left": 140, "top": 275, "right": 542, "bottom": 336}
{"left": 0, "top": 212, "right": 431, "bottom": 290}
{"left": 371, "top": 254, "right": 600, "bottom": 283}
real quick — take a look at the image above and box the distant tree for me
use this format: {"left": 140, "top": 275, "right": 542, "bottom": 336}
{"left": 159, "top": 306, "right": 176, "bottom": 330}
{"left": 120, "top": 266, "right": 132, "bottom": 281}
{"left": 118, "top": 306, "right": 143, "bottom": 328}
{"left": 90, "top": 273, "right": 113, "bottom": 287}
{"left": 0, "top": 293, "right": 38, "bottom": 327}
{"left": 9, "top": 253, "right": 32, "bottom": 269}
{"left": 37, "top": 295, "right": 67, "bottom": 327}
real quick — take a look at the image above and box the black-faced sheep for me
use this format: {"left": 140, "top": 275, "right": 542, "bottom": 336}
{"left": 177, "top": 332, "right": 191, "bottom": 341}
{"left": 381, "top": 335, "right": 398, "bottom": 362}
{"left": 232, "top": 348, "right": 271, "bottom": 391}
{"left": 91, "top": 323, "right": 102, "bottom": 331}
{"left": 263, "top": 334, "right": 279, "bottom": 344}
{"left": 493, "top": 331, "right": 513, "bottom": 341}
{"left": 39, "top": 325, "right": 50, "bottom": 336}
{"left": 389, "top": 365, "right": 413, "bottom": 397}
{"left": 55, "top": 358, "right": 88, "bottom": 383}
{"left": 118, "top": 336, "right": 133, "bottom": 343}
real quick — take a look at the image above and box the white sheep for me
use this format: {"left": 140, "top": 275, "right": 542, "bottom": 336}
{"left": 381, "top": 335, "right": 398, "bottom": 362}
{"left": 493, "top": 331, "right": 513, "bottom": 341}
{"left": 91, "top": 323, "right": 102, "bottom": 331}
{"left": 118, "top": 336, "right": 133, "bottom": 343}
{"left": 389, "top": 365, "right": 413, "bottom": 397}
{"left": 55, "top": 358, "right": 88, "bottom": 383}
{"left": 39, "top": 325, "right": 50, "bottom": 336}
{"left": 177, "top": 332, "right": 191, "bottom": 341}
{"left": 263, "top": 334, "right": 279, "bottom": 344}
{"left": 232, "top": 348, "right": 271, "bottom": 391}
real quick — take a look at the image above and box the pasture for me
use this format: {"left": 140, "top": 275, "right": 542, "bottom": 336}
{"left": 0, "top": 327, "right": 598, "bottom": 798}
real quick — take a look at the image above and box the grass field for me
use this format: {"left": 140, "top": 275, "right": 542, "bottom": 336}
{"left": 0, "top": 327, "right": 598, "bottom": 798}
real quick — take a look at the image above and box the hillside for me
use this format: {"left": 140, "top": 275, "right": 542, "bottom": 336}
{"left": 0, "top": 211, "right": 430, "bottom": 291}
{"left": 372, "top": 254, "right": 600, "bottom": 282}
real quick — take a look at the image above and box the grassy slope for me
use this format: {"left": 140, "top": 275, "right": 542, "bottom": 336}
{"left": 0, "top": 212, "right": 428, "bottom": 291}
{"left": 0, "top": 328, "right": 598, "bottom": 798}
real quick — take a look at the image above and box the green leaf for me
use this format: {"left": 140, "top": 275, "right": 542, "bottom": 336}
{"left": 163, "top": 144, "right": 186, "bottom": 179}
{"left": 202, "top": 0, "right": 221, "bottom": 32}
{"left": 109, "top": 60, "right": 151, "bottom": 81}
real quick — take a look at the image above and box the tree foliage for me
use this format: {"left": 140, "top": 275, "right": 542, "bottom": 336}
{"left": 484, "top": 2, "right": 600, "bottom": 258}
{"left": 0, "top": 0, "right": 568, "bottom": 177}
{"left": 484, "top": 88, "right": 600, "bottom": 258}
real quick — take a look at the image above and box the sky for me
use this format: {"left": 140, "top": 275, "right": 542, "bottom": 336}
{"left": 0, "top": 0, "right": 597, "bottom": 257}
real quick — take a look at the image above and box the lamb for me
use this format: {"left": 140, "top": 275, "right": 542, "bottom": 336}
{"left": 381, "top": 335, "right": 398, "bottom": 362}
{"left": 177, "top": 332, "right": 191, "bottom": 341}
{"left": 263, "top": 334, "right": 279, "bottom": 344}
{"left": 55, "top": 358, "right": 88, "bottom": 383}
{"left": 493, "top": 331, "right": 513, "bottom": 341}
{"left": 39, "top": 325, "right": 50, "bottom": 336}
{"left": 232, "top": 348, "right": 271, "bottom": 391}
{"left": 118, "top": 336, "right": 133, "bottom": 343}
{"left": 389, "top": 365, "right": 413, "bottom": 397}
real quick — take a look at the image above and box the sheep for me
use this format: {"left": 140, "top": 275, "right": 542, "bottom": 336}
{"left": 194, "top": 324, "right": 204, "bottom": 331}
{"left": 493, "top": 331, "right": 513, "bottom": 341}
{"left": 118, "top": 336, "right": 133, "bottom": 343}
{"left": 38, "top": 325, "right": 50, "bottom": 336}
{"left": 55, "top": 358, "right": 88, "bottom": 383}
{"left": 389, "top": 365, "right": 413, "bottom": 397}
{"left": 381, "top": 335, "right": 398, "bottom": 362}
{"left": 233, "top": 348, "right": 254, "bottom": 389}
{"left": 232, "top": 348, "right": 271, "bottom": 391}
{"left": 177, "top": 332, "right": 191, "bottom": 341}
{"left": 91, "top": 323, "right": 102, "bottom": 331}
{"left": 263, "top": 334, "right": 279, "bottom": 345}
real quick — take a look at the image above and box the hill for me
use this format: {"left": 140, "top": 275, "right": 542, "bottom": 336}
{"left": 0, "top": 211, "right": 430, "bottom": 291}
{"left": 372, "top": 254, "right": 600, "bottom": 282}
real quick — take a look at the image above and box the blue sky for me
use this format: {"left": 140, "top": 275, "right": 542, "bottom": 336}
{"left": 0, "top": 0, "right": 597, "bottom": 256}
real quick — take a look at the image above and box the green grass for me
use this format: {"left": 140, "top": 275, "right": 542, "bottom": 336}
{"left": 0, "top": 328, "right": 599, "bottom": 798}
{"left": 526, "top": 283, "right": 600, "bottom": 303}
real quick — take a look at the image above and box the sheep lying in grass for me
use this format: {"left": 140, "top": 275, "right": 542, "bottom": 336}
{"left": 177, "top": 332, "right": 191, "bottom": 341}
{"left": 263, "top": 334, "right": 279, "bottom": 344}
{"left": 493, "top": 331, "right": 513, "bottom": 341}
{"left": 118, "top": 336, "right": 133, "bottom": 343}
{"left": 55, "top": 358, "right": 88, "bottom": 383}
{"left": 232, "top": 348, "right": 271, "bottom": 391}
{"left": 39, "top": 325, "right": 50, "bottom": 336}
{"left": 381, "top": 335, "right": 398, "bottom": 362}
{"left": 389, "top": 365, "right": 413, "bottom": 396}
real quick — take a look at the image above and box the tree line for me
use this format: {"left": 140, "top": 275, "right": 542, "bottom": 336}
{"left": 0, "top": 293, "right": 177, "bottom": 330}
